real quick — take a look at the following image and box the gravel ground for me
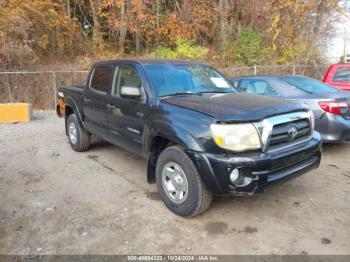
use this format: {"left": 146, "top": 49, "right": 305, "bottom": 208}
{"left": 0, "top": 112, "right": 350, "bottom": 255}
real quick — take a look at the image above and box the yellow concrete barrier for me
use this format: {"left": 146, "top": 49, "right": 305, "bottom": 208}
{"left": 0, "top": 103, "right": 32, "bottom": 123}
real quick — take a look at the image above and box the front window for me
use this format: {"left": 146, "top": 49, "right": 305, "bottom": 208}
{"left": 280, "top": 76, "right": 338, "bottom": 94}
{"left": 112, "top": 66, "right": 143, "bottom": 96}
{"left": 144, "top": 64, "right": 235, "bottom": 97}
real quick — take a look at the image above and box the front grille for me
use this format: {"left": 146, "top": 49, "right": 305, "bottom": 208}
{"left": 268, "top": 119, "right": 311, "bottom": 151}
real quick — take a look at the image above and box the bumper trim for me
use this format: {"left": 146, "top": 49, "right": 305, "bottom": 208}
{"left": 266, "top": 156, "right": 320, "bottom": 184}
{"left": 188, "top": 134, "right": 322, "bottom": 195}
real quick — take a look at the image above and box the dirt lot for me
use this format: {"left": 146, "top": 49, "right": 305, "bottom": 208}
{"left": 0, "top": 112, "right": 350, "bottom": 255}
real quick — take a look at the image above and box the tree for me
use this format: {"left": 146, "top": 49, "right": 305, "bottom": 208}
{"left": 89, "top": 0, "right": 103, "bottom": 49}
{"left": 0, "top": 0, "right": 343, "bottom": 69}
{"left": 267, "top": 0, "right": 341, "bottom": 64}
{"left": 0, "top": 0, "right": 86, "bottom": 69}
{"left": 233, "top": 28, "right": 267, "bottom": 66}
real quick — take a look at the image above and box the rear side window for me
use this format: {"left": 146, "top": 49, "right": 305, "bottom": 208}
{"left": 281, "top": 76, "right": 338, "bottom": 94}
{"left": 333, "top": 67, "right": 350, "bottom": 82}
{"left": 90, "top": 66, "right": 114, "bottom": 93}
{"left": 240, "top": 79, "right": 279, "bottom": 96}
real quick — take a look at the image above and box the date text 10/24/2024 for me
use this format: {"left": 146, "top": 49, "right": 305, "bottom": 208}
{"left": 127, "top": 256, "right": 219, "bottom": 261}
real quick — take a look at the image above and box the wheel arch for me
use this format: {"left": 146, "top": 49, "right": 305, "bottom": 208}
{"left": 63, "top": 97, "right": 85, "bottom": 135}
{"left": 145, "top": 122, "right": 204, "bottom": 184}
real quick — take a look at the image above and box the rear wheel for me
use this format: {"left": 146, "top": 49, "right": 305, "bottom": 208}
{"left": 66, "top": 114, "right": 90, "bottom": 152}
{"left": 156, "top": 146, "right": 212, "bottom": 217}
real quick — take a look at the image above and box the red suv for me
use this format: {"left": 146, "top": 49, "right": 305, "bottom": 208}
{"left": 323, "top": 64, "right": 350, "bottom": 91}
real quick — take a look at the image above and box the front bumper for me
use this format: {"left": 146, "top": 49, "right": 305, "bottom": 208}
{"left": 187, "top": 132, "right": 322, "bottom": 195}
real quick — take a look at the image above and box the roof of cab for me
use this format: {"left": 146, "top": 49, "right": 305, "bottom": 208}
{"left": 93, "top": 58, "right": 208, "bottom": 66}
{"left": 328, "top": 63, "right": 350, "bottom": 68}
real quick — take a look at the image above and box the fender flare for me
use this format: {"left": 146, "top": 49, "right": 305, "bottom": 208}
{"left": 63, "top": 96, "right": 86, "bottom": 133}
{"left": 145, "top": 120, "right": 205, "bottom": 154}
{"left": 144, "top": 121, "right": 205, "bottom": 183}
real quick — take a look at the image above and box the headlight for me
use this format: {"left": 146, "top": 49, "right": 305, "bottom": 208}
{"left": 210, "top": 123, "right": 261, "bottom": 152}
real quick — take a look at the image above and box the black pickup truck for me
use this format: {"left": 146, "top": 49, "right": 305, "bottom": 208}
{"left": 57, "top": 59, "right": 322, "bottom": 217}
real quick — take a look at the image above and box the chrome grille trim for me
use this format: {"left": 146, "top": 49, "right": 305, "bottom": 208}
{"left": 253, "top": 111, "right": 314, "bottom": 153}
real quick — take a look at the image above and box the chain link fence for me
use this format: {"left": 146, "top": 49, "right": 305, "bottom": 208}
{"left": 0, "top": 71, "right": 88, "bottom": 110}
{"left": 0, "top": 65, "right": 330, "bottom": 110}
{"left": 220, "top": 65, "right": 329, "bottom": 79}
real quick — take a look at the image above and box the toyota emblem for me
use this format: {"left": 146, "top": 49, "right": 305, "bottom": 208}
{"left": 288, "top": 126, "right": 298, "bottom": 139}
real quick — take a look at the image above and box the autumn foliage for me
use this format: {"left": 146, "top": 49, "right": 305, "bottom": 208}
{"left": 0, "top": 0, "right": 342, "bottom": 70}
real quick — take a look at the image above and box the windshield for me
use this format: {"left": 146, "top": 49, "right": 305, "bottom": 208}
{"left": 280, "top": 76, "right": 338, "bottom": 94}
{"left": 144, "top": 64, "right": 235, "bottom": 97}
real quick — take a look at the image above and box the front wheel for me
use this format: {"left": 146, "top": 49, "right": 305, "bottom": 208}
{"left": 66, "top": 114, "right": 91, "bottom": 152}
{"left": 156, "top": 146, "right": 212, "bottom": 217}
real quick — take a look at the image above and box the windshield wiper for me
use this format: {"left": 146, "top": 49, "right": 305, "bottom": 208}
{"left": 161, "top": 92, "right": 202, "bottom": 97}
{"left": 198, "top": 91, "right": 234, "bottom": 94}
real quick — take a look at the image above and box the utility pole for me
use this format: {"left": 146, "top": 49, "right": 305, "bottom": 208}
{"left": 344, "top": 0, "right": 349, "bottom": 59}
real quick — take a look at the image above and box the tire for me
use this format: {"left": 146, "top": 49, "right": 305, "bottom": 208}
{"left": 156, "top": 146, "right": 212, "bottom": 217}
{"left": 66, "top": 114, "right": 90, "bottom": 152}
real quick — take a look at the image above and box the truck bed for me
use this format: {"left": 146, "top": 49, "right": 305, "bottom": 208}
{"left": 57, "top": 85, "right": 84, "bottom": 117}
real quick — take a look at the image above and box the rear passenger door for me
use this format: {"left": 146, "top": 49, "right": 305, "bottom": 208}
{"left": 83, "top": 65, "right": 114, "bottom": 138}
{"left": 105, "top": 64, "right": 147, "bottom": 155}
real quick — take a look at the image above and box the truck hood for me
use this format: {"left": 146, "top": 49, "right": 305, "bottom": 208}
{"left": 161, "top": 93, "right": 308, "bottom": 122}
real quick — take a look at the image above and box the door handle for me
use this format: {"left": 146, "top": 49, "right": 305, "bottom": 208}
{"left": 106, "top": 103, "right": 116, "bottom": 110}
{"left": 84, "top": 97, "right": 92, "bottom": 103}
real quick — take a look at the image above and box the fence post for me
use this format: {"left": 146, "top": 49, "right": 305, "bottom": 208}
{"left": 7, "top": 75, "right": 13, "bottom": 103}
{"left": 52, "top": 71, "right": 57, "bottom": 109}
{"left": 253, "top": 65, "right": 257, "bottom": 75}
{"left": 293, "top": 64, "right": 296, "bottom": 75}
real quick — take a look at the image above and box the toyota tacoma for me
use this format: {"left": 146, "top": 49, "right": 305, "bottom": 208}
{"left": 56, "top": 59, "right": 322, "bottom": 217}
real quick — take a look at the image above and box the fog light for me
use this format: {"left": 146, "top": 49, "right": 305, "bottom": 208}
{"left": 230, "top": 168, "right": 240, "bottom": 183}
{"left": 230, "top": 168, "right": 254, "bottom": 187}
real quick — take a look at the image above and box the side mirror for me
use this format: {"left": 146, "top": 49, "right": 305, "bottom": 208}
{"left": 120, "top": 86, "right": 142, "bottom": 99}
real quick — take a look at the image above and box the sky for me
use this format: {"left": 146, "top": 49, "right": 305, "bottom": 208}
{"left": 325, "top": 0, "right": 350, "bottom": 63}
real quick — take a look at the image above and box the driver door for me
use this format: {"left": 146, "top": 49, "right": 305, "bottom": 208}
{"left": 106, "top": 64, "right": 147, "bottom": 155}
